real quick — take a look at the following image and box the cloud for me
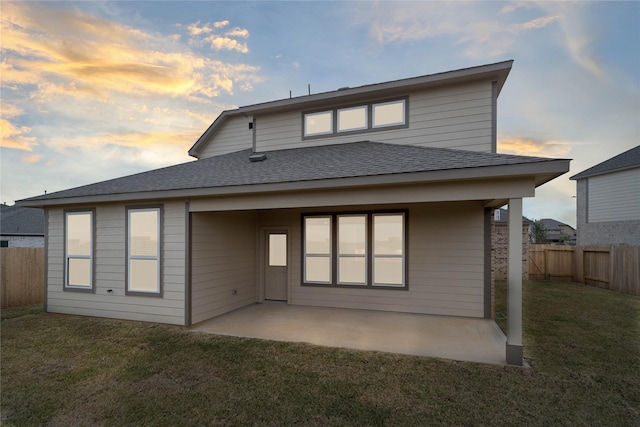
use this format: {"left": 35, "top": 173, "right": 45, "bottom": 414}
{"left": 1, "top": 2, "right": 260, "bottom": 103}
{"left": 0, "top": 0, "right": 263, "bottom": 172}
{"left": 187, "top": 20, "right": 250, "bottom": 53}
{"left": 21, "top": 153, "right": 43, "bottom": 163}
{"left": 204, "top": 36, "right": 249, "bottom": 53}
{"left": 226, "top": 27, "right": 249, "bottom": 38}
{"left": 187, "top": 21, "right": 213, "bottom": 36}
{"left": 498, "top": 136, "right": 575, "bottom": 157}
{"left": 48, "top": 131, "right": 198, "bottom": 151}
{"left": 1, "top": 103, "right": 24, "bottom": 118}
{"left": 1, "top": 119, "right": 37, "bottom": 151}
{"left": 359, "top": 2, "right": 559, "bottom": 59}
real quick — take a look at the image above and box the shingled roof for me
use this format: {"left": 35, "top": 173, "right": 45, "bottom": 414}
{"left": 18, "top": 141, "right": 569, "bottom": 207}
{"left": 0, "top": 204, "right": 44, "bottom": 236}
{"left": 570, "top": 145, "right": 640, "bottom": 180}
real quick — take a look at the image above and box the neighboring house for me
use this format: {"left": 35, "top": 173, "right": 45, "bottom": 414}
{"left": 538, "top": 218, "right": 576, "bottom": 244}
{"left": 492, "top": 208, "right": 531, "bottom": 282}
{"left": 570, "top": 145, "right": 640, "bottom": 246}
{"left": 0, "top": 204, "right": 45, "bottom": 248}
{"left": 17, "top": 61, "right": 570, "bottom": 365}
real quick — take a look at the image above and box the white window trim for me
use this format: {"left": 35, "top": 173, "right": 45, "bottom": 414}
{"left": 64, "top": 210, "right": 94, "bottom": 291}
{"left": 126, "top": 206, "right": 162, "bottom": 296}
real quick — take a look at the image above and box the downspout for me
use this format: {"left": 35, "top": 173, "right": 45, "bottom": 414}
{"left": 491, "top": 81, "right": 498, "bottom": 153}
{"left": 43, "top": 208, "right": 49, "bottom": 313}
{"left": 252, "top": 117, "right": 257, "bottom": 153}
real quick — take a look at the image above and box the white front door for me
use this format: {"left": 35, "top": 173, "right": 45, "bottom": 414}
{"left": 265, "top": 232, "right": 288, "bottom": 301}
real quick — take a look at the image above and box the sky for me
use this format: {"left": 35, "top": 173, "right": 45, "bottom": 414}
{"left": 1, "top": 1, "right": 639, "bottom": 227}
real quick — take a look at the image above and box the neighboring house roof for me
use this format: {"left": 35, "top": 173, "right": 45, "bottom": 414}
{"left": 0, "top": 204, "right": 45, "bottom": 236}
{"left": 17, "top": 141, "right": 569, "bottom": 207}
{"left": 570, "top": 145, "right": 640, "bottom": 180}
{"left": 188, "top": 60, "right": 514, "bottom": 158}
{"left": 539, "top": 218, "right": 575, "bottom": 232}
{"left": 493, "top": 208, "right": 532, "bottom": 225}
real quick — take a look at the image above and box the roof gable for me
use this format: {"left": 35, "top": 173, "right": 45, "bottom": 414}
{"left": 188, "top": 60, "right": 513, "bottom": 158}
{"left": 570, "top": 145, "right": 640, "bottom": 180}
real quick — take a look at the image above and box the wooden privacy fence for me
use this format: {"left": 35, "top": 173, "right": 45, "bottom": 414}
{"left": 0, "top": 248, "right": 44, "bottom": 308}
{"left": 529, "top": 244, "right": 640, "bottom": 296}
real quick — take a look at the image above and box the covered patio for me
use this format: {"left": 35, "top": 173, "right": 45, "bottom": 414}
{"left": 189, "top": 302, "right": 509, "bottom": 365}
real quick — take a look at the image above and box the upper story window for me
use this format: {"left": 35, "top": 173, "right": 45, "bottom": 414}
{"left": 303, "top": 98, "right": 407, "bottom": 139}
{"left": 337, "top": 106, "right": 367, "bottom": 132}
{"left": 64, "top": 210, "right": 94, "bottom": 292}
{"left": 373, "top": 100, "right": 405, "bottom": 128}
{"left": 304, "top": 111, "right": 333, "bottom": 137}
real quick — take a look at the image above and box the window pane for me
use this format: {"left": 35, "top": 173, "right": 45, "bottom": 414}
{"left": 67, "top": 213, "right": 91, "bottom": 256}
{"left": 305, "top": 217, "right": 331, "bottom": 254}
{"left": 339, "top": 257, "right": 366, "bottom": 284}
{"left": 68, "top": 258, "right": 91, "bottom": 287}
{"left": 130, "top": 259, "right": 159, "bottom": 292}
{"left": 305, "top": 111, "right": 332, "bottom": 136}
{"left": 374, "top": 214, "right": 404, "bottom": 255}
{"left": 374, "top": 257, "right": 403, "bottom": 286}
{"left": 338, "top": 215, "right": 366, "bottom": 255}
{"left": 269, "top": 234, "right": 287, "bottom": 267}
{"left": 305, "top": 256, "right": 330, "bottom": 283}
{"left": 373, "top": 100, "right": 405, "bottom": 127}
{"left": 338, "top": 106, "right": 367, "bottom": 132}
{"left": 130, "top": 210, "right": 159, "bottom": 256}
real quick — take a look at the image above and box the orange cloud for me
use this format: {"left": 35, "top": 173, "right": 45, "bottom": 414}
{"left": 205, "top": 36, "right": 249, "bottom": 53}
{"left": 22, "top": 153, "right": 43, "bottom": 163}
{"left": 0, "top": 119, "right": 37, "bottom": 151}
{"left": 498, "top": 136, "right": 574, "bottom": 157}
{"left": 48, "top": 130, "right": 200, "bottom": 151}
{"left": 1, "top": 2, "right": 261, "bottom": 102}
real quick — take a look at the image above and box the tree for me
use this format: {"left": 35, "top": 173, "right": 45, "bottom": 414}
{"left": 529, "top": 219, "right": 549, "bottom": 244}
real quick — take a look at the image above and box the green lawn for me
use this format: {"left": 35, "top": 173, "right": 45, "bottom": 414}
{"left": 2, "top": 281, "right": 639, "bottom": 426}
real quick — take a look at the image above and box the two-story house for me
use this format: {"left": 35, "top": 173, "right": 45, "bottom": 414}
{"left": 571, "top": 145, "right": 640, "bottom": 246}
{"left": 17, "top": 61, "right": 570, "bottom": 365}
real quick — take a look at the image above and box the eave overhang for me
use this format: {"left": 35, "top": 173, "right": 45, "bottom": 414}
{"left": 17, "top": 158, "right": 569, "bottom": 209}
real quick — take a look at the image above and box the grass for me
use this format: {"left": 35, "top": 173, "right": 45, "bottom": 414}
{"left": 2, "top": 281, "right": 639, "bottom": 426}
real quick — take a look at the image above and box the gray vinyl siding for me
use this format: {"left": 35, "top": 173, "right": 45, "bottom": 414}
{"left": 45, "top": 202, "right": 187, "bottom": 325}
{"left": 587, "top": 168, "right": 640, "bottom": 222}
{"left": 196, "top": 81, "right": 493, "bottom": 159}
{"left": 199, "top": 115, "right": 253, "bottom": 158}
{"left": 190, "top": 211, "right": 257, "bottom": 324}
{"left": 256, "top": 202, "right": 485, "bottom": 318}
{"left": 253, "top": 81, "right": 492, "bottom": 154}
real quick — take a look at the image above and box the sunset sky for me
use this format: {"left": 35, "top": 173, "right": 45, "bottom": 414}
{"left": 2, "top": 1, "right": 638, "bottom": 227}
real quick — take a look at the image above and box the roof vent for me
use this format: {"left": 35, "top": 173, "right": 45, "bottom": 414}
{"left": 249, "top": 153, "right": 267, "bottom": 162}
{"left": 337, "top": 86, "right": 350, "bottom": 91}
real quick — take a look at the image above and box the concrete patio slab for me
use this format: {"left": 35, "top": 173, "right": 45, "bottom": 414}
{"left": 190, "top": 303, "right": 508, "bottom": 365}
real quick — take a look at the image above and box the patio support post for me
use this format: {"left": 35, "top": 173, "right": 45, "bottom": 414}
{"left": 506, "top": 198, "right": 524, "bottom": 365}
